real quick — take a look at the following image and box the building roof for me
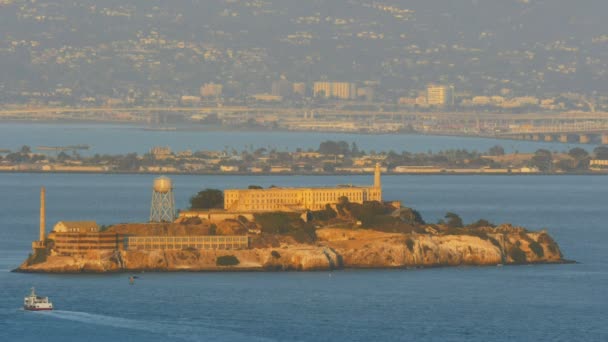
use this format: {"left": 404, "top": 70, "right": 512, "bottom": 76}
{"left": 225, "top": 185, "right": 373, "bottom": 192}
{"left": 55, "top": 221, "right": 99, "bottom": 229}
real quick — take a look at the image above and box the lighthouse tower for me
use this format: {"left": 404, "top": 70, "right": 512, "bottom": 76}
{"left": 32, "top": 187, "right": 46, "bottom": 252}
{"left": 374, "top": 162, "right": 381, "bottom": 189}
{"left": 372, "top": 163, "right": 383, "bottom": 201}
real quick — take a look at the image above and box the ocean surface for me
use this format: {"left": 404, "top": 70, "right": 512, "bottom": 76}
{"left": 0, "top": 122, "right": 595, "bottom": 155}
{"left": 1, "top": 173, "right": 607, "bottom": 341}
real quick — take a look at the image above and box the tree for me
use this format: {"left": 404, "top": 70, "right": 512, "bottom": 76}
{"left": 117, "top": 153, "right": 141, "bottom": 171}
{"left": 488, "top": 145, "right": 505, "bottom": 156}
{"left": 530, "top": 149, "right": 553, "bottom": 172}
{"left": 445, "top": 212, "right": 463, "bottom": 229}
{"left": 399, "top": 207, "right": 425, "bottom": 225}
{"left": 568, "top": 147, "right": 590, "bottom": 170}
{"left": 468, "top": 219, "right": 494, "bottom": 229}
{"left": 248, "top": 185, "right": 263, "bottom": 189}
{"left": 593, "top": 146, "right": 608, "bottom": 159}
{"left": 318, "top": 140, "right": 350, "bottom": 155}
{"left": 568, "top": 147, "right": 589, "bottom": 161}
{"left": 19, "top": 145, "right": 32, "bottom": 154}
{"left": 57, "top": 151, "right": 71, "bottom": 161}
{"left": 190, "top": 189, "right": 224, "bottom": 209}
{"left": 351, "top": 142, "right": 360, "bottom": 157}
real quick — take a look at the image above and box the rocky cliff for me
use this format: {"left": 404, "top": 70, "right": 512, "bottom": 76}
{"left": 16, "top": 225, "right": 565, "bottom": 273}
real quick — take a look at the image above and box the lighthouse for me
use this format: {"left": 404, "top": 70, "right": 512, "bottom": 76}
{"left": 32, "top": 187, "right": 46, "bottom": 252}
{"left": 374, "top": 162, "right": 381, "bottom": 189}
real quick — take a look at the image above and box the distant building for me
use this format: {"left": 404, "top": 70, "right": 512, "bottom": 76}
{"left": 398, "top": 97, "right": 417, "bottom": 106}
{"left": 313, "top": 81, "right": 357, "bottom": 100}
{"left": 223, "top": 164, "right": 383, "bottom": 212}
{"left": 357, "top": 87, "right": 375, "bottom": 102}
{"left": 200, "top": 83, "right": 223, "bottom": 98}
{"left": 590, "top": 160, "right": 608, "bottom": 169}
{"left": 251, "top": 93, "right": 283, "bottom": 102}
{"left": 292, "top": 82, "right": 307, "bottom": 97}
{"left": 271, "top": 79, "right": 292, "bottom": 97}
{"left": 427, "top": 84, "right": 454, "bottom": 106}
{"left": 150, "top": 146, "right": 172, "bottom": 160}
{"left": 180, "top": 95, "right": 201, "bottom": 105}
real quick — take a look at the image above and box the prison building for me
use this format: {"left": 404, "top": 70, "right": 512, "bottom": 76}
{"left": 49, "top": 231, "right": 122, "bottom": 255}
{"left": 224, "top": 186, "right": 381, "bottom": 212}
{"left": 126, "top": 236, "right": 250, "bottom": 251}
{"left": 223, "top": 163, "right": 382, "bottom": 212}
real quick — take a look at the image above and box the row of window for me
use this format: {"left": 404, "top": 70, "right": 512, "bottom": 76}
{"left": 128, "top": 236, "right": 248, "bottom": 243}
{"left": 130, "top": 243, "right": 247, "bottom": 250}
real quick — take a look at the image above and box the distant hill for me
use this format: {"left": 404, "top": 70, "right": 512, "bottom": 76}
{"left": 1, "top": 0, "right": 607, "bottom": 102}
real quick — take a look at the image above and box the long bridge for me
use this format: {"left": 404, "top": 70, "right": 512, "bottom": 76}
{"left": 2, "top": 105, "right": 608, "bottom": 144}
{"left": 495, "top": 120, "right": 608, "bottom": 144}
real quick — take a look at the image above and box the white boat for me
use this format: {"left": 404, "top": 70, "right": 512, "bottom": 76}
{"left": 23, "top": 288, "right": 53, "bottom": 311}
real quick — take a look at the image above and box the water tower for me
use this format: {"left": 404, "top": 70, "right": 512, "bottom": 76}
{"left": 150, "top": 176, "right": 176, "bottom": 222}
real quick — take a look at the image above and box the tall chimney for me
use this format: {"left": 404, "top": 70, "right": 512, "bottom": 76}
{"left": 40, "top": 187, "right": 45, "bottom": 243}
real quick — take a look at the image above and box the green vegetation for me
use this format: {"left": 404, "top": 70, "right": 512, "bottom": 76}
{"left": 340, "top": 201, "right": 392, "bottom": 226}
{"left": 445, "top": 212, "right": 464, "bottom": 229}
{"left": 530, "top": 149, "right": 553, "bottom": 172}
{"left": 190, "top": 189, "right": 224, "bottom": 209}
{"left": 398, "top": 208, "right": 426, "bottom": 225}
{"left": 310, "top": 205, "right": 337, "bottom": 221}
{"left": 216, "top": 255, "right": 240, "bottom": 266}
{"left": 253, "top": 212, "right": 316, "bottom": 243}
{"left": 334, "top": 201, "right": 423, "bottom": 234}
{"left": 468, "top": 219, "right": 495, "bottom": 229}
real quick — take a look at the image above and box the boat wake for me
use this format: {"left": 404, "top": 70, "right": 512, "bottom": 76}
{"left": 36, "top": 310, "right": 274, "bottom": 341}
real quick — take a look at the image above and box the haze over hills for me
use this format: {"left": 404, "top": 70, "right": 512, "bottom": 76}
{"left": 1, "top": 0, "right": 607, "bottom": 104}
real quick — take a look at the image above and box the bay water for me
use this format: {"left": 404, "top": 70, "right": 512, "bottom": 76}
{"left": 1, "top": 173, "right": 607, "bottom": 341}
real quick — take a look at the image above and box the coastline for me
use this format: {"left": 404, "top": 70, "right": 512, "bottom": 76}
{"left": 1, "top": 170, "right": 606, "bottom": 176}
{"left": 12, "top": 259, "right": 576, "bottom": 274}
{"left": 16, "top": 226, "right": 569, "bottom": 274}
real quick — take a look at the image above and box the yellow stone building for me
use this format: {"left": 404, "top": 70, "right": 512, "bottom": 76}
{"left": 224, "top": 164, "right": 382, "bottom": 212}
{"left": 427, "top": 84, "right": 454, "bottom": 106}
{"left": 313, "top": 81, "right": 357, "bottom": 99}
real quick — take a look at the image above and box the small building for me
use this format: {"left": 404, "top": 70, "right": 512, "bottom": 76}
{"left": 53, "top": 221, "right": 99, "bottom": 233}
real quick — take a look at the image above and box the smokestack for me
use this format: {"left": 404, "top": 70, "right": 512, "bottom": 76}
{"left": 40, "top": 187, "right": 45, "bottom": 243}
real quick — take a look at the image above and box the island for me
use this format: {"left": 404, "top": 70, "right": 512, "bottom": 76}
{"left": 16, "top": 167, "right": 567, "bottom": 273}
{"left": 2, "top": 142, "right": 608, "bottom": 175}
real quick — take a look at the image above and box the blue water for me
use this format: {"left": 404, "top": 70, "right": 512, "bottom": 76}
{"left": 1, "top": 173, "right": 607, "bottom": 341}
{"left": 0, "top": 122, "right": 594, "bottom": 155}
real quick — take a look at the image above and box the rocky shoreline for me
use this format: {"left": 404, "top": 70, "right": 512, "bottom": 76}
{"left": 15, "top": 226, "right": 568, "bottom": 273}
